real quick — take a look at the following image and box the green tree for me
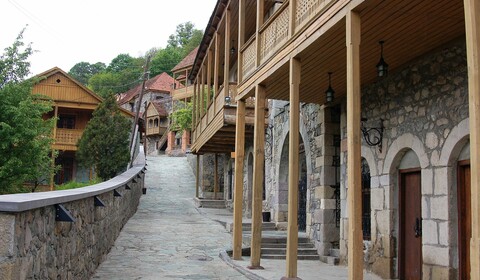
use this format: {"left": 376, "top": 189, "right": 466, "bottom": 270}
{"left": 170, "top": 101, "right": 192, "bottom": 131}
{"left": 150, "top": 46, "right": 183, "bottom": 77}
{"left": 0, "top": 29, "right": 56, "bottom": 193}
{"left": 87, "top": 72, "right": 120, "bottom": 98}
{"left": 77, "top": 93, "right": 131, "bottom": 180}
{"left": 69, "top": 61, "right": 106, "bottom": 85}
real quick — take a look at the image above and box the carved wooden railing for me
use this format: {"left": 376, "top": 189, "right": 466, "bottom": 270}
{"left": 295, "top": 0, "right": 335, "bottom": 31}
{"left": 242, "top": 36, "right": 257, "bottom": 79}
{"left": 55, "top": 128, "right": 83, "bottom": 145}
{"left": 259, "top": 3, "right": 290, "bottom": 63}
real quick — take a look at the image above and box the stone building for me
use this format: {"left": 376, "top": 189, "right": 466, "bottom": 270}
{"left": 188, "top": 0, "right": 479, "bottom": 279}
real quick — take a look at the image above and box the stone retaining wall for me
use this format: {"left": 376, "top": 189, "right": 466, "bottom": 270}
{"left": 0, "top": 151, "right": 146, "bottom": 280}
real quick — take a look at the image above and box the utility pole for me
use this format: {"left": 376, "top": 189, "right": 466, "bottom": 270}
{"left": 128, "top": 55, "right": 151, "bottom": 168}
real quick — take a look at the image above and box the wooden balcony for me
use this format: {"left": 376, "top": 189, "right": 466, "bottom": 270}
{"left": 53, "top": 128, "right": 83, "bottom": 151}
{"left": 146, "top": 126, "right": 168, "bottom": 136}
{"left": 172, "top": 85, "right": 194, "bottom": 101}
{"left": 191, "top": 83, "right": 259, "bottom": 154}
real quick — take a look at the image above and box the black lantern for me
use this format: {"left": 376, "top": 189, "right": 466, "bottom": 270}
{"left": 376, "top": 40, "right": 388, "bottom": 77}
{"left": 225, "top": 95, "right": 231, "bottom": 105}
{"left": 325, "top": 72, "right": 335, "bottom": 103}
{"left": 230, "top": 40, "right": 236, "bottom": 54}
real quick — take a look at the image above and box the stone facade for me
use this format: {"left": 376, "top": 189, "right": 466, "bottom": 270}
{"left": 0, "top": 161, "right": 145, "bottom": 279}
{"left": 187, "top": 153, "right": 226, "bottom": 199}
{"left": 229, "top": 38, "right": 469, "bottom": 279}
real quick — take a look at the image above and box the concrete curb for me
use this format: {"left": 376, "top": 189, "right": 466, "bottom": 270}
{"left": 219, "top": 250, "right": 267, "bottom": 280}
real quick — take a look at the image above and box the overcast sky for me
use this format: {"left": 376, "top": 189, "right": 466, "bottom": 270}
{"left": 0, "top": 0, "right": 217, "bottom": 76}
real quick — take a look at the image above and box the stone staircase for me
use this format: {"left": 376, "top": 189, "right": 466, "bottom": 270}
{"left": 319, "top": 248, "right": 340, "bottom": 265}
{"left": 260, "top": 235, "right": 320, "bottom": 260}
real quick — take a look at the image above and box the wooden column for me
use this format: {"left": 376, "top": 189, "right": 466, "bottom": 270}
{"left": 255, "top": 0, "right": 264, "bottom": 66}
{"left": 238, "top": 0, "right": 245, "bottom": 82}
{"left": 249, "top": 84, "right": 266, "bottom": 269}
{"left": 233, "top": 99, "right": 246, "bottom": 260}
{"left": 207, "top": 50, "right": 212, "bottom": 109}
{"left": 192, "top": 80, "right": 197, "bottom": 128}
{"left": 224, "top": 8, "right": 231, "bottom": 99}
{"left": 214, "top": 153, "right": 219, "bottom": 200}
{"left": 289, "top": 0, "right": 297, "bottom": 37}
{"left": 465, "top": 0, "right": 480, "bottom": 279}
{"left": 201, "top": 67, "right": 205, "bottom": 116}
{"left": 346, "top": 10, "right": 363, "bottom": 280}
{"left": 285, "top": 57, "right": 301, "bottom": 279}
{"left": 214, "top": 33, "right": 221, "bottom": 102}
{"left": 196, "top": 155, "right": 200, "bottom": 198}
{"left": 50, "top": 105, "right": 59, "bottom": 190}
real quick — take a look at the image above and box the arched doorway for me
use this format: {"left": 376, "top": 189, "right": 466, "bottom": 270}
{"left": 278, "top": 132, "right": 307, "bottom": 232}
{"left": 457, "top": 142, "right": 470, "bottom": 280}
{"left": 398, "top": 150, "right": 422, "bottom": 279}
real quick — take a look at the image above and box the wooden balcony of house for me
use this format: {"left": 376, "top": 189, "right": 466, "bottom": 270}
{"left": 53, "top": 128, "right": 83, "bottom": 151}
{"left": 190, "top": 83, "right": 263, "bottom": 154}
{"left": 172, "top": 85, "right": 194, "bottom": 101}
{"left": 146, "top": 125, "right": 168, "bottom": 136}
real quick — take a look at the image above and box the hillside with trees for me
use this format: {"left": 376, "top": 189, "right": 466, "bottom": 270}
{"left": 68, "top": 22, "right": 202, "bottom": 98}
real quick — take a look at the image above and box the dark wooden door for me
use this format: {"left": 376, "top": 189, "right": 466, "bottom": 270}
{"left": 458, "top": 161, "right": 471, "bottom": 280}
{"left": 400, "top": 170, "right": 422, "bottom": 280}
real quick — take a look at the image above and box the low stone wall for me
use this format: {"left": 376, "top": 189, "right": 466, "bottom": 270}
{"left": 0, "top": 151, "right": 146, "bottom": 280}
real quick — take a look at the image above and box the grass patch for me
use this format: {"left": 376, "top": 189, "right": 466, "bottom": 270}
{"left": 55, "top": 178, "right": 103, "bottom": 190}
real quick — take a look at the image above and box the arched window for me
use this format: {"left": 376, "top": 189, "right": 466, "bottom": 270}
{"left": 361, "top": 158, "right": 371, "bottom": 240}
{"left": 148, "top": 119, "right": 153, "bottom": 128}
{"left": 154, "top": 118, "right": 159, "bottom": 127}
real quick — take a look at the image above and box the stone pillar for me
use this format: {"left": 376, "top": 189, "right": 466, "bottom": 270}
{"left": 166, "top": 131, "right": 175, "bottom": 154}
{"left": 181, "top": 130, "right": 190, "bottom": 153}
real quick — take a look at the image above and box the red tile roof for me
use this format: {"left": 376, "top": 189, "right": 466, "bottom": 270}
{"left": 118, "top": 72, "right": 181, "bottom": 105}
{"left": 171, "top": 47, "right": 199, "bottom": 73}
{"left": 152, "top": 101, "right": 168, "bottom": 117}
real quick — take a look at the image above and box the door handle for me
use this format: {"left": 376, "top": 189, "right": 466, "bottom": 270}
{"left": 414, "top": 217, "right": 422, "bottom": 237}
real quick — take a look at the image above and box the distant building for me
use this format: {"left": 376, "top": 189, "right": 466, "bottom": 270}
{"left": 33, "top": 67, "right": 133, "bottom": 187}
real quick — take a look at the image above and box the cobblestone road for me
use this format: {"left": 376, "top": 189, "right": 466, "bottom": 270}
{"left": 92, "top": 155, "right": 246, "bottom": 280}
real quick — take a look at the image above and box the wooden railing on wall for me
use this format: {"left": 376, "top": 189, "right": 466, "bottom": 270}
{"left": 295, "top": 0, "right": 335, "bottom": 32}
{"left": 242, "top": 36, "right": 257, "bottom": 79}
{"left": 55, "top": 128, "right": 83, "bottom": 145}
{"left": 259, "top": 3, "right": 290, "bottom": 63}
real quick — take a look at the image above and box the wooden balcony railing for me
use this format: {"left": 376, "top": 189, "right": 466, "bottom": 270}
{"left": 239, "top": 0, "right": 337, "bottom": 82}
{"left": 172, "top": 85, "right": 194, "bottom": 100}
{"left": 55, "top": 128, "right": 83, "bottom": 146}
{"left": 146, "top": 126, "right": 167, "bottom": 136}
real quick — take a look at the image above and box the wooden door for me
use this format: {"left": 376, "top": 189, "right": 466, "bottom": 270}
{"left": 400, "top": 169, "right": 422, "bottom": 280}
{"left": 458, "top": 160, "right": 471, "bottom": 280}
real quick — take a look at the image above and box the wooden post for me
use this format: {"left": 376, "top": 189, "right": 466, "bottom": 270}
{"left": 214, "top": 33, "right": 221, "bottom": 105}
{"left": 192, "top": 80, "right": 197, "bottom": 127}
{"left": 465, "top": 0, "right": 480, "bottom": 279}
{"left": 224, "top": 8, "right": 231, "bottom": 100}
{"left": 346, "top": 10, "right": 363, "bottom": 280}
{"left": 285, "top": 57, "right": 301, "bottom": 279}
{"left": 201, "top": 67, "right": 205, "bottom": 116}
{"left": 214, "top": 153, "right": 219, "bottom": 200}
{"left": 256, "top": 0, "right": 264, "bottom": 66}
{"left": 249, "top": 84, "right": 266, "bottom": 269}
{"left": 238, "top": 0, "right": 245, "bottom": 82}
{"left": 50, "top": 105, "right": 58, "bottom": 190}
{"left": 196, "top": 155, "right": 200, "bottom": 198}
{"left": 289, "top": 0, "right": 297, "bottom": 37}
{"left": 207, "top": 50, "right": 212, "bottom": 110}
{"left": 233, "top": 99, "right": 246, "bottom": 260}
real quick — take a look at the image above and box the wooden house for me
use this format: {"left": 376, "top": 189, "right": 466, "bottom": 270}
{"left": 190, "top": 0, "right": 479, "bottom": 279}
{"left": 144, "top": 100, "right": 169, "bottom": 155}
{"left": 34, "top": 67, "right": 133, "bottom": 186}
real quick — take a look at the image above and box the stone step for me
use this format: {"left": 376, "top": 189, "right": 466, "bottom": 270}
{"left": 261, "top": 242, "right": 314, "bottom": 249}
{"left": 261, "top": 248, "right": 319, "bottom": 255}
{"left": 242, "top": 222, "right": 276, "bottom": 231}
{"left": 319, "top": 255, "right": 340, "bottom": 266}
{"left": 193, "top": 198, "right": 226, "bottom": 209}
{"left": 261, "top": 236, "right": 309, "bottom": 244}
{"left": 262, "top": 254, "right": 321, "bottom": 260}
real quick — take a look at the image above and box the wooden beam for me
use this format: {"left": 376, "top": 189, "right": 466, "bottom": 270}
{"left": 192, "top": 81, "right": 197, "bottom": 127}
{"left": 214, "top": 32, "right": 221, "bottom": 114}
{"left": 201, "top": 66, "right": 205, "bottom": 116}
{"left": 285, "top": 57, "right": 300, "bottom": 278}
{"left": 233, "top": 99, "right": 246, "bottom": 260}
{"left": 256, "top": 0, "right": 265, "bottom": 67}
{"left": 224, "top": 8, "right": 231, "bottom": 101}
{"left": 207, "top": 50, "right": 212, "bottom": 114}
{"left": 50, "top": 105, "right": 58, "bottom": 191}
{"left": 249, "top": 84, "right": 266, "bottom": 269}
{"left": 289, "top": 0, "right": 297, "bottom": 37}
{"left": 238, "top": 0, "right": 245, "bottom": 82}
{"left": 346, "top": 10, "right": 363, "bottom": 280}
{"left": 465, "top": 0, "right": 480, "bottom": 279}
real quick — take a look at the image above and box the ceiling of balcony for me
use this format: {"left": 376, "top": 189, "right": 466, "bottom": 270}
{"left": 263, "top": 0, "right": 466, "bottom": 105}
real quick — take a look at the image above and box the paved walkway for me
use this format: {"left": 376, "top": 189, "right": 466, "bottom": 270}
{"left": 92, "top": 155, "right": 381, "bottom": 280}
{"left": 92, "top": 155, "right": 246, "bottom": 280}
